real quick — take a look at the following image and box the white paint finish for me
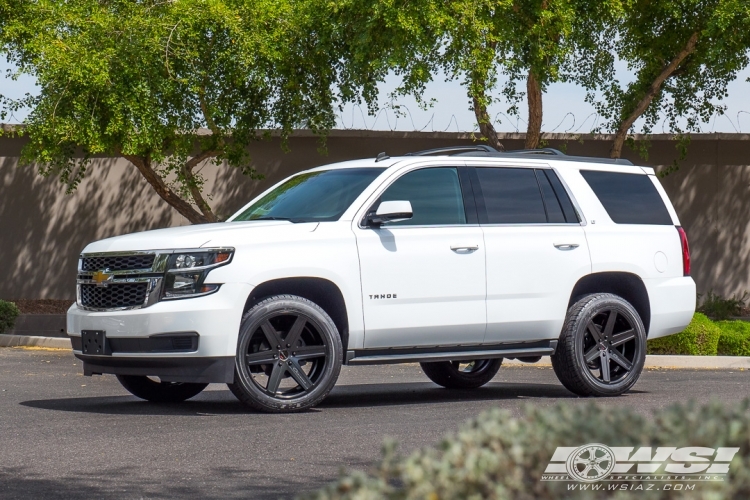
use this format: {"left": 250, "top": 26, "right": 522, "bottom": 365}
{"left": 654, "top": 251, "right": 668, "bottom": 273}
{"left": 354, "top": 225, "right": 487, "bottom": 348}
{"left": 67, "top": 283, "right": 252, "bottom": 357}
{"left": 483, "top": 225, "right": 591, "bottom": 342}
{"left": 644, "top": 277, "right": 696, "bottom": 339}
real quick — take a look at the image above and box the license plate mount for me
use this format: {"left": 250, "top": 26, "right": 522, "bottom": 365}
{"left": 81, "top": 330, "right": 111, "bottom": 355}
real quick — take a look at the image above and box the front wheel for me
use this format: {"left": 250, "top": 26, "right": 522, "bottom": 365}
{"left": 116, "top": 375, "right": 207, "bottom": 403}
{"left": 228, "top": 295, "right": 343, "bottom": 413}
{"left": 420, "top": 359, "right": 502, "bottom": 389}
{"left": 551, "top": 293, "right": 646, "bottom": 397}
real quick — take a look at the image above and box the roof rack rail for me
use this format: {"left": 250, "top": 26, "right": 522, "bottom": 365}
{"left": 404, "top": 145, "right": 498, "bottom": 156}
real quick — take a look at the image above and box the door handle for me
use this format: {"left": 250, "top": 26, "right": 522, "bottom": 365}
{"left": 554, "top": 243, "right": 580, "bottom": 250}
{"left": 450, "top": 244, "right": 479, "bottom": 252}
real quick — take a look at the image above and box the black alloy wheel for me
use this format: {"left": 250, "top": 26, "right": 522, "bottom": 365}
{"left": 552, "top": 293, "right": 646, "bottom": 397}
{"left": 420, "top": 358, "right": 502, "bottom": 389}
{"left": 229, "top": 295, "right": 342, "bottom": 412}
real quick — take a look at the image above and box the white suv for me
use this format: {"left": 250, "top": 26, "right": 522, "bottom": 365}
{"left": 68, "top": 146, "right": 696, "bottom": 412}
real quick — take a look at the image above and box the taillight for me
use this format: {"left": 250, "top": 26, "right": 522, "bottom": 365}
{"left": 677, "top": 226, "right": 690, "bottom": 276}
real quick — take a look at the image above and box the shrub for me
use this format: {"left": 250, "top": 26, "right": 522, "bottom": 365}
{"left": 717, "top": 320, "right": 750, "bottom": 356}
{"left": 647, "top": 312, "right": 720, "bottom": 355}
{"left": 699, "top": 290, "right": 748, "bottom": 320}
{"left": 304, "top": 401, "right": 750, "bottom": 500}
{"left": 0, "top": 300, "right": 20, "bottom": 334}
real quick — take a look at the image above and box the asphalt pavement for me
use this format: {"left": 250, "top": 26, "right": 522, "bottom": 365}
{"left": 1, "top": 347, "right": 748, "bottom": 500}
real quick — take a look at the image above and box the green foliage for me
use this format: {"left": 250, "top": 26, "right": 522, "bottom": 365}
{"left": 0, "top": 0, "right": 337, "bottom": 223}
{"left": 699, "top": 291, "right": 749, "bottom": 320}
{"left": 0, "top": 300, "right": 20, "bottom": 334}
{"left": 304, "top": 401, "right": 750, "bottom": 499}
{"left": 576, "top": 0, "right": 750, "bottom": 158}
{"left": 717, "top": 321, "right": 750, "bottom": 356}
{"left": 647, "top": 312, "right": 720, "bottom": 355}
{"left": 333, "top": 0, "right": 621, "bottom": 148}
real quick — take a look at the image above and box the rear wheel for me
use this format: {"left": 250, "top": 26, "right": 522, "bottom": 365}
{"left": 420, "top": 359, "right": 502, "bottom": 389}
{"left": 116, "top": 375, "right": 207, "bottom": 403}
{"left": 551, "top": 293, "right": 646, "bottom": 397}
{"left": 228, "top": 295, "right": 343, "bottom": 413}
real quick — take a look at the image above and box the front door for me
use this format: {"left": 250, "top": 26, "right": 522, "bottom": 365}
{"left": 355, "top": 166, "right": 486, "bottom": 348}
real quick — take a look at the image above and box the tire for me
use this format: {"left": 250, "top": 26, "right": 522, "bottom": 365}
{"left": 228, "top": 294, "right": 343, "bottom": 413}
{"left": 116, "top": 375, "right": 207, "bottom": 403}
{"left": 420, "top": 359, "right": 502, "bottom": 389}
{"left": 551, "top": 293, "right": 647, "bottom": 397}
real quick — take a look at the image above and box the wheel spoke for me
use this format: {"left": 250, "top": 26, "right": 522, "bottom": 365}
{"left": 246, "top": 350, "right": 276, "bottom": 366}
{"left": 293, "top": 345, "right": 327, "bottom": 360}
{"left": 287, "top": 358, "right": 313, "bottom": 390}
{"left": 611, "top": 329, "right": 635, "bottom": 347}
{"left": 587, "top": 322, "right": 602, "bottom": 342}
{"left": 599, "top": 351, "right": 611, "bottom": 382}
{"left": 603, "top": 310, "right": 618, "bottom": 338}
{"left": 266, "top": 363, "right": 285, "bottom": 394}
{"left": 609, "top": 348, "right": 633, "bottom": 371}
{"left": 260, "top": 321, "right": 283, "bottom": 348}
{"left": 584, "top": 346, "right": 600, "bottom": 363}
{"left": 284, "top": 316, "right": 307, "bottom": 348}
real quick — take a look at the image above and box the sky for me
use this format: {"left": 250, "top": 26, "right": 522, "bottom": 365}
{"left": 2, "top": 59, "right": 750, "bottom": 133}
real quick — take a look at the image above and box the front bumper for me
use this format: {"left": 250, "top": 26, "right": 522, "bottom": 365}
{"left": 67, "top": 282, "right": 253, "bottom": 383}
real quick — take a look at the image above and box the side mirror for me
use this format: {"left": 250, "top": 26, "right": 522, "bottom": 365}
{"left": 367, "top": 200, "right": 413, "bottom": 226}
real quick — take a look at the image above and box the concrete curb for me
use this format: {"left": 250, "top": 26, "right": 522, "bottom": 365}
{"left": 0, "top": 335, "right": 71, "bottom": 349}
{"left": 503, "top": 355, "right": 750, "bottom": 369}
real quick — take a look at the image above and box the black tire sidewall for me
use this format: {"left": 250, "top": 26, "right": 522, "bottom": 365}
{"left": 559, "top": 294, "right": 646, "bottom": 396}
{"left": 230, "top": 295, "right": 343, "bottom": 412}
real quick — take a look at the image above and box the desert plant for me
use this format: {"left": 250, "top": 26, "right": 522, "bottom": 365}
{"left": 699, "top": 291, "right": 749, "bottom": 320}
{"left": 0, "top": 300, "right": 20, "bottom": 334}
{"left": 304, "top": 400, "right": 750, "bottom": 499}
{"left": 717, "top": 320, "right": 750, "bottom": 357}
{"left": 647, "top": 312, "right": 721, "bottom": 355}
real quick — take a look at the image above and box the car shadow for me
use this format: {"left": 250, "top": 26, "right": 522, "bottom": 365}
{"left": 19, "top": 381, "right": 587, "bottom": 416}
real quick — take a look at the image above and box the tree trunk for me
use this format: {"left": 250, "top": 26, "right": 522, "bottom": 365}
{"left": 124, "top": 155, "right": 210, "bottom": 224}
{"left": 610, "top": 32, "right": 699, "bottom": 158}
{"left": 472, "top": 95, "right": 504, "bottom": 151}
{"left": 525, "top": 70, "right": 543, "bottom": 149}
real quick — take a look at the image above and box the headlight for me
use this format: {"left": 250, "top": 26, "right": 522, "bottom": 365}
{"left": 162, "top": 249, "right": 233, "bottom": 300}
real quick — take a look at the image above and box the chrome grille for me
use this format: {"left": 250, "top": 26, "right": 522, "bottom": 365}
{"left": 81, "top": 255, "right": 155, "bottom": 272}
{"left": 80, "top": 283, "right": 148, "bottom": 309}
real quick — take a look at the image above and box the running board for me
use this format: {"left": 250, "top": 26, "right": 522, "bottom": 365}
{"left": 346, "top": 340, "right": 556, "bottom": 366}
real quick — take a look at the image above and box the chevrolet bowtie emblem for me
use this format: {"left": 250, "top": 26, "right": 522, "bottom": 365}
{"left": 92, "top": 270, "right": 114, "bottom": 287}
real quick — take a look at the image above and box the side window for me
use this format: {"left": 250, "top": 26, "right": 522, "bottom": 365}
{"left": 544, "top": 169, "right": 580, "bottom": 223}
{"left": 475, "top": 167, "right": 547, "bottom": 223}
{"left": 535, "top": 170, "right": 566, "bottom": 223}
{"left": 380, "top": 167, "right": 466, "bottom": 226}
{"left": 580, "top": 170, "right": 672, "bottom": 225}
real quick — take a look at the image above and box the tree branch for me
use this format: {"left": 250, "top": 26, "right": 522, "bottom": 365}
{"left": 182, "top": 150, "right": 220, "bottom": 222}
{"left": 610, "top": 31, "right": 700, "bottom": 158}
{"left": 525, "top": 70, "right": 543, "bottom": 149}
{"left": 123, "top": 154, "right": 209, "bottom": 224}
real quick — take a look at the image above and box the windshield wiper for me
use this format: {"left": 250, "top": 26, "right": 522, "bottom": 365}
{"left": 250, "top": 216, "right": 308, "bottom": 223}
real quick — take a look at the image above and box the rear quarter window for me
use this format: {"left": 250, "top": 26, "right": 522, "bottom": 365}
{"left": 580, "top": 170, "right": 673, "bottom": 225}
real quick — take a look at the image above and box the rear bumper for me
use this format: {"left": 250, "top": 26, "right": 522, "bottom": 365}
{"left": 74, "top": 352, "right": 235, "bottom": 383}
{"left": 645, "top": 276, "right": 696, "bottom": 339}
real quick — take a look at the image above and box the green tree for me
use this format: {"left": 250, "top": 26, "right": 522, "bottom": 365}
{"left": 579, "top": 0, "right": 750, "bottom": 159}
{"left": 333, "top": 0, "right": 619, "bottom": 150}
{"left": 0, "top": 0, "right": 336, "bottom": 223}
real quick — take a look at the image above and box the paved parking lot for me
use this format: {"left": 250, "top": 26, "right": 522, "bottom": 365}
{"left": 0, "top": 347, "right": 748, "bottom": 499}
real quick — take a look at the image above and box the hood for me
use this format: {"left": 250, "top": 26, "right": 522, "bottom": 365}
{"left": 82, "top": 221, "right": 319, "bottom": 254}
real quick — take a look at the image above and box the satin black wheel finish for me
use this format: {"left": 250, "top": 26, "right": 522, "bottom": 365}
{"left": 229, "top": 295, "right": 342, "bottom": 412}
{"left": 420, "top": 358, "right": 502, "bottom": 389}
{"left": 552, "top": 293, "right": 646, "bottom": 397}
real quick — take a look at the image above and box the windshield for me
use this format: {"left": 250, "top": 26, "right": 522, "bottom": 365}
{"left": 232, "top": 167, "right": 386, "bottom": 223}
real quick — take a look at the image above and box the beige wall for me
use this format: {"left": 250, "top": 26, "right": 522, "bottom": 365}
{"left": 1, "top": 130, "right": 749, "bottom": 300}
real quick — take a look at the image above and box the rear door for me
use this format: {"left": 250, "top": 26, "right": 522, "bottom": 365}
{"left": 354, "top": 166, "right": 487, "bottom": 348}
{"left": 471, "top": 164, "right": 592, "bottom": 343}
